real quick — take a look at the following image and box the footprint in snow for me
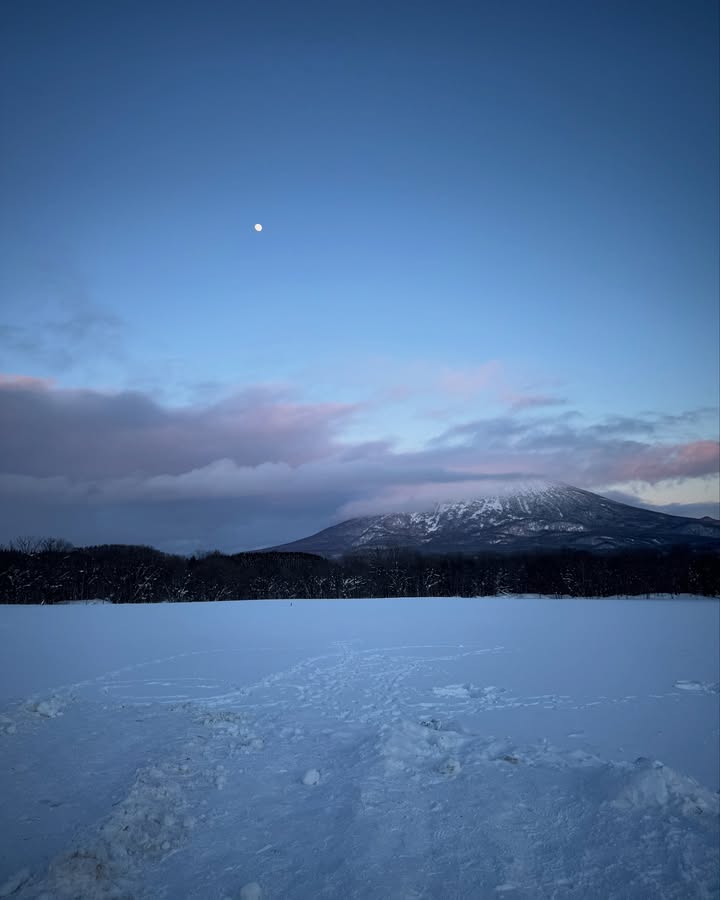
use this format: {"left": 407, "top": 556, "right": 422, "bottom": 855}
{"left": 439, "top": 758, "right": 462, "bottom": 776}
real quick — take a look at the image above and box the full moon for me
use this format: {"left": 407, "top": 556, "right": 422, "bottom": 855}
{"left": 254, "top": 223, "right": 263, "bottom": 232}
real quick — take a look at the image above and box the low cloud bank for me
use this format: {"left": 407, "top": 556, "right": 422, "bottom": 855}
{"left": 0, "top": 376, "right": 717, "bottom": 551}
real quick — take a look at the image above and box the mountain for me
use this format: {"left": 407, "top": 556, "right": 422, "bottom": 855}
{"left": 266, "top": 483, "right": 720, "bottom": 558}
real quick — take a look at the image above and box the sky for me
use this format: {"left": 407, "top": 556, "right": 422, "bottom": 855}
{"left": 0, "top": 0, "right": 718, "bottom": 553}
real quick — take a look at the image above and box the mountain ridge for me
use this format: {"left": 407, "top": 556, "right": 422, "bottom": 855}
{"left": 265, "top": 483, "right": 720, "bottom": 558}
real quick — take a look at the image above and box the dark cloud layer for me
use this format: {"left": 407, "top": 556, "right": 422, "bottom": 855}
{"left": 0, "top": 377, "right": 717, "bottom": 552}
{"left": 0, "top": 378, "right": 355, "bottom": 478}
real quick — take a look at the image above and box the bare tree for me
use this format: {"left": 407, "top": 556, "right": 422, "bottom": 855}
{"left": 9, "top": 536, "right": 45, "bottom": 554}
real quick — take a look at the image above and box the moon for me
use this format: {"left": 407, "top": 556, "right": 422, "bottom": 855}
{"left": 254, "top": 223, "right": 263, "bottom": 232}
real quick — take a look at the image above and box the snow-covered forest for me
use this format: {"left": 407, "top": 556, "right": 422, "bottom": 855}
{"left": 1, "top": 542, "right": 718, "bottom": 603}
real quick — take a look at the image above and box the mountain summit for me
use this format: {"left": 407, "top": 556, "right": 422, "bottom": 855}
{"left": 267, "top": 483, "right": 720, "bottom": 558}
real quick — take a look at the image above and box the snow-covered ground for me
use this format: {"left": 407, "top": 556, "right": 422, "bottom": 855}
{"left": 0, "top": 596, "right": 718, "bottom": 899}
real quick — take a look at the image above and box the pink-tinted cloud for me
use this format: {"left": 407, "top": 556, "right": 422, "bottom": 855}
{"left": 0, "top": 373, "right": 53, "bottom": 389}
{"left": 598, "top": 440, "right": 720, "bottom": 483}
{"left": 0, "top": 376, "right": 358, "bottom": 479}
{"left": 436, "top": 361, "right": 503, "bottom": 396}
{"left": 0, "top": 374, "right": 717, "bottom": 550}
{"left": 429, "top": 410, "right": 719, "bottom": 477}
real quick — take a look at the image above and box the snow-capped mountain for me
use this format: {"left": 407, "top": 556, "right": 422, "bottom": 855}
{"left": 267, "top": 483, "right": 720, "bottom": 558}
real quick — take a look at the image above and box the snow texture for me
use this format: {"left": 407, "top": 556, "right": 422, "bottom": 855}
{"left": 0, "top": 870, "right": 30, "bottom": 898}
{"left": 674, "top": 679, "right": 719, "bottom": 694}
{"left": 0, "top": 595, "right": 718, "bottom": 899}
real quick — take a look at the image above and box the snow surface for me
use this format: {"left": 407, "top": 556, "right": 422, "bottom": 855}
{"left": 0, "top": 596, "right": 718, "bottom": 899}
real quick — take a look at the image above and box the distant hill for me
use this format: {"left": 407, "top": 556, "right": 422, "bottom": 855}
{"left": 266, "top": 483, "right": 720, "bottom": 558}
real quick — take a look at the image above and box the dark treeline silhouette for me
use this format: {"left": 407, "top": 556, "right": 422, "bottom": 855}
{"left": 0, "top": 537, "right": 717, "bottom": 603}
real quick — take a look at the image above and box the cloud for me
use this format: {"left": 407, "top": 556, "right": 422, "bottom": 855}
{"left": 436, "top": 361, "right": 503, "bottom": 396}
{"left": 0, "top": 376, "right": 717, "bottom": 550}
{"left": 336, "top": 476, "right": 549, "bottom": 519}
{"left": 503, "top": 393, "right": 567, "bottom": 412}
{"left": 582, "top": 416, "right": 657, "bottom": 436}
{"left": 0, "top": 373, "right": 52, "bottom": 389}
{"left": 428, "top": 410, "right": 719, "bottom": 484}
{"left": 0, "top": 377, "right": 357, "bottom": 479}
{"left": 1, "top": 267, "right": 127, "bottom": 373}
{"left": 598, "top": 440, "right": 719, "bottom": 483}
{"left": 601, "top": 490, "right": 720, "bottom": 521}
{"left": 653, "top": 502, "right": 719, "bottom": 520}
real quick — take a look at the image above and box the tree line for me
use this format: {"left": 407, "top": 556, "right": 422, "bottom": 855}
{"left": 0, "top": 537, "right": 717, "bottom": 603}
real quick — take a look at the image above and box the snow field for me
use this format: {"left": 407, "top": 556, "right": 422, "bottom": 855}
{"left": 0, "top": 596, "right": 718, "bottom": 899}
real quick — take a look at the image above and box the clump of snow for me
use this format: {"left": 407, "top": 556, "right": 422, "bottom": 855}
{"left": 419, "top": 717, "right": 442, "bottom": 730}
{"left": 381, "top": 720, "right": 466, "bottom": 775}
{"left": 611, "top": 757, "right": 720, "bottom": 816}
{"left": 0, "top": 869, "right": 30, "bottom": 897}
{"left": 302, "top": 768, "right": 320, "bottom": 786}
{"left": 480, "top": 738, "right": 518, "bottom": 762}
{"left": 99, "top": 762, "right": 194, "bottom": 856}
{"left": 28, "top": 759, "right": 198, "bottom": 898}
{"left": 239, "top": 882, "right": 262, "bottom": 900}
{"left": 0, "top": 715, "right": 16, "bottom": 735}
{"left": 44, "top": 845, "right": 133, "bottom": 899}
{"left": 25, "top": 695, "right": 66, "bottom": 718}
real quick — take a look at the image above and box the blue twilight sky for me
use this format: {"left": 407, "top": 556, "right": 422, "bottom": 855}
{"left": 0, "top": 0, "right": 718, "bottom": 552}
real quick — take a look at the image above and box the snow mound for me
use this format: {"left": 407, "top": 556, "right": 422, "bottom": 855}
{"left": 26, "top": 761, "right": 197, "bottom": 899}
{"left": 380, "top": 720, "right": 466, "bottom": 775}
{"left": 610, "top": 758, "right": 720, "bottom": 816}
{"left": 302, "top": 768, "right": 320, "bottom": 786}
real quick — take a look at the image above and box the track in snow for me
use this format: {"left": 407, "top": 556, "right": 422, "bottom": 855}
{"left": 2, "top": 637, "right": 718, "bottom": 900}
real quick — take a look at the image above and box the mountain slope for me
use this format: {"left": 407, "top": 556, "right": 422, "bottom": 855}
{"left": 266, "top": 483, "right": 720, "bottom": 558}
